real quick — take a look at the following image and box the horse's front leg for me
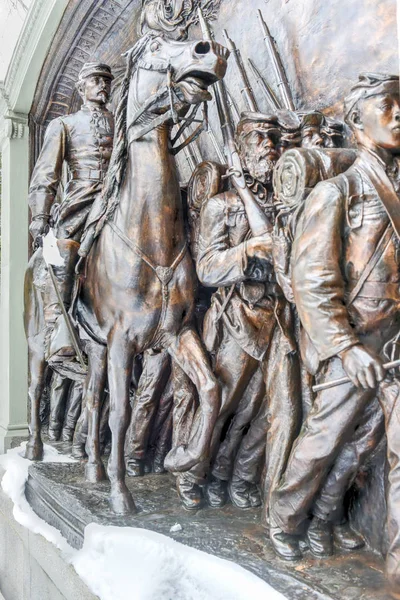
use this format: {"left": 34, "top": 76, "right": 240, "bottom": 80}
{"left": 164, "top": 326, "right": 220, "bottom": 472}
{"left": 84, "top": 339, "right": 107, "bottom": 483}
{"left": 107, "top": 330, "right": 136, "bottom": 514}
{"left": 25, "top": 339, "right": 46, "bottom": 461}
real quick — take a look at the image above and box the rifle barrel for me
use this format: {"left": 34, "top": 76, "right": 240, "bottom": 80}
{"left": 257, "top": 9, "right": 295, "bottom": 110}
{"left": 223, "top": 29, "right": 258, "bottom": 112}
{"left": 248, "top": 58, "right": 281, "bottom": 111}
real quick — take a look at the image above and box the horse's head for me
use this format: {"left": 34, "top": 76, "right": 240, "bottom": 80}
{"left": 132, "top": 34, "right": 229, "bottom": 114}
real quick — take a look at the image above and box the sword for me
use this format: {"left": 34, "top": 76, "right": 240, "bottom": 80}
{"left": 42, "top": 230, "right": 86, "bottom": 371}
{"left": 312, "top": 358, "right": 400, "bottom": 393}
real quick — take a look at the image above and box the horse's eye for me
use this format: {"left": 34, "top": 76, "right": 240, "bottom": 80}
{"left": 150, "top": 41, "right": 161, "bottom": 53}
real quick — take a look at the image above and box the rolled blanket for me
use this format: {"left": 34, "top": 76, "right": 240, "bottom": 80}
{"left": 273, "top": 148, "right": 357, "bottom": 209}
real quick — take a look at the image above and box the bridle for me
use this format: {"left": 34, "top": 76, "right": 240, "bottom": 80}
{"left": 127, "top": 60, "right": 207, "bottom": 155}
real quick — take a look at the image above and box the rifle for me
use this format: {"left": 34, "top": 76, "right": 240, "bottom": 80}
{"left": 223, "top": 30, "right": 259, "bottom": 112}
{"left": 257, "top": 9, "right": 295, "bottom": 110}
{"left": 313, "top": 358, "right": 400, "bottom": 393}
{"left": 206, "top": 121, "right": 225, "bottom": 163}
{"left": 248, "top": 58, "right": 281, "bottom": 111}
{"left": 198, "top": 8, "right": 271, "bottom": 237}
{"left": 226, "top": 87, "right": 241, "bottom": 124}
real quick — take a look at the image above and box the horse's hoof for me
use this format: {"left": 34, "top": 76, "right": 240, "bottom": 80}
{"left": 85, "top": 461, "right": 107, "bottom": 483}
{"left": 164, "top": 445, "right": 198, "bottom": 472}
{"left": 110, "top": 483, "right": 137, "bottom": 515}
{"left": 25, "top": 439, "right": 44, "bottom": 461}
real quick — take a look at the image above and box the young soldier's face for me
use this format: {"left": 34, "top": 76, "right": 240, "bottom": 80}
{"left": 360, "top": 93, "right": 400, "bottom": 150}
{"left": 301, "top": 125, "right": 324, "bottom": 148}
{"left": 82, "top": 75, "right": 112, "bottom": 106}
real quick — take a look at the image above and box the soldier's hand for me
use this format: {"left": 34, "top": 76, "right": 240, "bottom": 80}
{"left": 29, "top": 218, "right": 49, "bottom": 247}
{"left": 340, "top": 345, "right": 385, "bottom": 389}
{"left": 246, "top": 233, "right": 273, "bottom": 263}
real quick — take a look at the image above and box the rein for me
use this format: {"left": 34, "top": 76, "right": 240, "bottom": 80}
{"left": 127, "top": 62, "right": 206, "bottom": 153}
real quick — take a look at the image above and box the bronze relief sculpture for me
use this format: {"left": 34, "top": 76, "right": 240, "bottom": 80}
{"left": 22, "top": 1, "right": 400, "bottom": 597}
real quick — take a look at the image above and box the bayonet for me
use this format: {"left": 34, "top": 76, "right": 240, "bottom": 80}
{"left": 248, "top": 58, "right": 281, "bottom": 111}
{"left": 223, "top": 29, "right": 259, "bottom": 112}
{"left": 257, "top": 9, "right": 295, "bottom": 110}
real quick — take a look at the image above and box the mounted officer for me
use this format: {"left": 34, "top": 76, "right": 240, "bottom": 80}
{"left": 28, "top": 62, "right": 114, "bottom": 363}
{"left": 270, "top": 74, "right": 400, "bottom": 597}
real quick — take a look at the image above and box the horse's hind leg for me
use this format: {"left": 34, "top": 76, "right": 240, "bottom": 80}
{"left": 84, "top": 340, "right": 107, "bottom": 483}
{"left": 164, "top": 326, "right": 220, "bottom": 472}
{"left": 25, "top": 340, "right": 46, "bottom": 461}
{"left": 107, "top": 331, "right": 136, "bottom": 515}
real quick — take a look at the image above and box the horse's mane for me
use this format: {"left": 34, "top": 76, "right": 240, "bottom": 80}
{"left": 101, "top": 32, "right": 156, "bottom": 222}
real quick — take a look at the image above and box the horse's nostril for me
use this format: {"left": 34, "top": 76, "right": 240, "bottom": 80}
{"left": 194, "top": 41, "right": 211, "bottom": 55}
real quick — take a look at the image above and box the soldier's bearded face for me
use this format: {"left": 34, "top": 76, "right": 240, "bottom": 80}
{"left": 360, "top": 93, "right": 400, "bottom": 151}
{"left": 240, "top": 128, "right": 280, "bottom": 184}
{"left": 82, "top": 75, "right": 111, "bottom": 106}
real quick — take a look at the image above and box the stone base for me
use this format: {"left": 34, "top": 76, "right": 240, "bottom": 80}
{"left": 25, "top": 459, "right": 395, "bottom": 600}
{"left": 0, "top": 466, "right": 96, "bottom": 600}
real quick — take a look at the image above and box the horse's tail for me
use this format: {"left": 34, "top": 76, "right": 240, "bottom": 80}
{"left": 102, "top": 33, "right": 155, "bottom": 223}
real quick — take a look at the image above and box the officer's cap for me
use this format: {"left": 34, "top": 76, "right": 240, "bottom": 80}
{"left": 78, "top": 62, "right": 114, "bottom": 82}
{"left": 344, "top": 73, "right": 399, "bottom": 122}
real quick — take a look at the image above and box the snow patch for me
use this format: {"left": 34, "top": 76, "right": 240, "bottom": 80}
{"left": 0, "top": 444, "right": 286, "bottom": 600}
{"left": 0, "top": 442, "right": 76, "bottom": 559}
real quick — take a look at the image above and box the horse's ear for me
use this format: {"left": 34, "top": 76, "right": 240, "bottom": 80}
{"left": 187, "top": 160, "right": 227, "bottom": 212}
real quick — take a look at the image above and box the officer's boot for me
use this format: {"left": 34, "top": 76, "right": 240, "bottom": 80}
{"left": 43, "top": 239, "right": 80, "bottom": 363}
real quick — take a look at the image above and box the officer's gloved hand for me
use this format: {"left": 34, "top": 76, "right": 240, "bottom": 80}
{"left": 29, "top": 217, "right": 49, "bottom": 250}
{"left": 340, "top": 344, "right": 385, "bottom": 389}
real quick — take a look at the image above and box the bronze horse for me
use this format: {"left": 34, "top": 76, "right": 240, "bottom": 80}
{"left": 74, "top": 33, "right": 228, "bottom": 513}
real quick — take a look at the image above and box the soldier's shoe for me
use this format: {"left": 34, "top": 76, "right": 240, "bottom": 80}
{"left": 306, "top": 517, "right": 334, "bottom": 558}
{"left": 153, "top": 454, "right": 167, "bottom": 474}
{"left": 48, "top": 427, "right": 61, "bottom": 442}
{"left": 248, "top": 483, "right": 262, "bottom": 508}
{"left": 176, "top": 475, "right": 203, "bottom": 511}
{"left": 270, "top": 527, "right": 303, "bottom": 561}
{"left": 126, "top": 458, "right": 145, "bottom": 477}
{"left": 72, "top": 441, "right": 87, "bottom": 460}
{"left": 228, "top": 476, "right": 251, "bottom": 508}
{"left": 61, "top": 427, "right": 74, "bottom": 442}
{"left": 205, "top": 477, "right": 227, "bottom": 508}
{"left": 333, "top": 521, "right": 365, "bottom": 551}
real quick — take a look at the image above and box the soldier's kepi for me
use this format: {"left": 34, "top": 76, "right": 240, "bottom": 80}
{"left": 269, "top": 73, "right": 400, "bottom": 597}
{"left": 28, "top": 62, "right": 114, "bottom": 364}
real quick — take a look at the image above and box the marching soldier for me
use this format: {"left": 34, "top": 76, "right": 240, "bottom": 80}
{"left": 176, "top": 111, "right": 300, "bottom": 511}
{"left": 270, "top": 74, "right": 400, "bottom": 596}
{"left": 28, "top": 62, "right": 114, "bottom": 362}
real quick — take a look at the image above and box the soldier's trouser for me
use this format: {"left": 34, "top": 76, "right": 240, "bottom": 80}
{"left": 232, "top": 384, "right": 269, "bottom": 484}
{"left": 63, "top": 381, "right": 83, "bottom": 437}
{"left": 270, "top": 355, "right": 384, "bottom": 533}
{"left": 171, "top": 360, "right": 198, "bottom": 449}
{"left": 126, "top": 350, "right": 171, "bottom": 461}
{"left": 49, "top": 373, "right": 71, "bottom": 434}
{"left": 261, "top": 324, "right": 302, "bottom": 525}
{"left": 185, "top": 330, "right": 260, "bottom": 484}
{"left": 212, "top": 367, "right": 265, "bottom": 482}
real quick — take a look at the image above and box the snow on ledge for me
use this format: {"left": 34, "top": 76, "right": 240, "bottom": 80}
{"left": 0, "top": 444, "right": 286, "bottom": 600}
